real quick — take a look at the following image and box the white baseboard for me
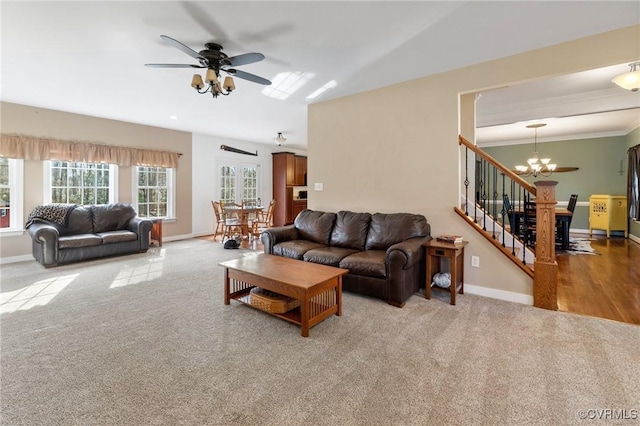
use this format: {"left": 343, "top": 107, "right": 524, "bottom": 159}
{"left": 572, "top": 228, "right": 634, "bottom": 238}
{"left": 162, "top": 233, "right": 198, "bottom": 242}
{"left": 464, "top": 284, "right": 534, "bottom": 306}
{"left": 0, "top": 254, "right": 33, "bottom": 265}
{"left": 629, "top": 234, "right": 640, "bottom": 244}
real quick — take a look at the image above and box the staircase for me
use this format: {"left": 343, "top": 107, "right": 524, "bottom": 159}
{"left": 457, "top": 135, "right": 558, "bottom": 310}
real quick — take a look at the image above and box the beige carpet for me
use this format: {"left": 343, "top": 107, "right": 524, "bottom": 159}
{"left": 1, "top": 239, "right": 638, "bottom": 425}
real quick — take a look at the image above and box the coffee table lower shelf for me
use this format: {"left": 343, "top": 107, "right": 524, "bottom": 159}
{"left": 234, "top": 291, "right": 306, "bottom": 324}
{"left": 229, "top": 287, "right": 339, "bottom": 333}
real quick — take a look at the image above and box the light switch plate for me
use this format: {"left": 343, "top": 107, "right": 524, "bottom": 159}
{"left": 314, "top": 183, "right": 324, "bottom": 191}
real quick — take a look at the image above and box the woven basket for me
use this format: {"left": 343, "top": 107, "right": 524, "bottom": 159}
{"left": 249, "top": 287, "right": 300, "bottom": 314}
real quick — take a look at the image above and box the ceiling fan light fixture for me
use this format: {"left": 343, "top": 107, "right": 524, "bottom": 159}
{"left": 191, "top": 74, "right": 204, "bottom": 90}
{"left": 205, "top": 69, "right": 217, "bottom": 84}
{"left": 146, "top": 35, "right": 271, "bottom": 100}
{"left": 612, "top": 62, "right": 640, "bottom": 92}
{"left": 223, "top": 76, "right": 235, "bottom": 92}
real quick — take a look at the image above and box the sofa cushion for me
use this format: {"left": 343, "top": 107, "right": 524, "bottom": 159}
{"left": 330, "top": 211, "right": 371, "bottom": 250}
{"left": 65, "top": 206, "right": 94, "bottom": 235}
{"left": 273, "top": 240, "right": 326, "bottom": 260}
{"left": 303, "top": 246, "right": 359, "bottom": 267}
{"left": 365, "top": 213, "right": 428, "bottom": 250}
{"left": 294, "top": 210, "right": 336, "bottom": 245}
{"left": 58, "top": 234, "right": 103, "bottom": 249}
{"left": 97, "top": 230, "right": 138, "bottom": 244}
{"left": 92, "top": 203, "right": 137, "bottom": 233}
{"left": 339, "top": 250, "right": 386, "bottom": 278}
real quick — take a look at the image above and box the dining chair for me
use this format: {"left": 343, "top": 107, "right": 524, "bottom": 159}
{"left": 566, "top": 193, "right": 578, "bottom": 228}
{"left": 556, "top": 194, "right": 578, "bottom": 247}
{"left": 567, "top": 194, "right": 578, "bottom": 214}
{"left": 242, "top": 199, "right": 259, "bottom": 222}
{"left": 523, "top": 199, "right": 537, "bottom": 247}
{"left": 250, "top": 199, "right": 276, "bottom": 239}
{"left": 218, "top": 201, "right": 244, "bottom": 241}
{"left": 211, "top": 201, "right": 225, "bottom": 239}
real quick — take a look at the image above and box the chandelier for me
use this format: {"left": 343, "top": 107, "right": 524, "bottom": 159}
{"left": 515, "top": 123, "right": 556, "bottom": 177}
{"left": 612, "top": 62, "right": 640, "bottom": 92}
{"left": 191, "top": 68, "right": 236, "bottom": 98}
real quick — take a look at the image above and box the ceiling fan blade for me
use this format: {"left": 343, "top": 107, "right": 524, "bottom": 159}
{"left": 145, "top": 63, "right": 206, "bottom": 68}
{"left": 226, "top": 52, "right": 265, "bottom": 67}
{"left": 225, "top": 69, "right": 271, "bottom": 85}
{"left": 160, "top": 35, "right": 207, "bottom": 63}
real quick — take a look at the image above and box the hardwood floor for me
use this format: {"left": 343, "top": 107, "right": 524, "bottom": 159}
{"left": 202, "top": 232, "right": 640, "bottom": 326}
{"left": 557, "top": 234, "right": 640, "bottom": 326}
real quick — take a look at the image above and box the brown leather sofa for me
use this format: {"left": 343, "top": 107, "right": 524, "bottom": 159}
{"left": 26, "top": 203, "right": 153, "bottom": 267}
{"left": 261, "top": 209, "right": 431, "bottom": 307}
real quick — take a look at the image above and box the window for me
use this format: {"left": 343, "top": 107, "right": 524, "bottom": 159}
{"left": 45, "top": 161, "right": 117, "bottom": 205}
{"left": 135, "top": 166, "right": 175, "bottom": 218}
{"left": 217, "top": 162, "right": 260, "bottom": 204}
{"left": 219, "top": 166, "right": 236, "bottom": 203}
{"left": 0, "top": 157, "right": 24, "bottom": 232}
{"left": 243, "top": 167, "right": 258, "bottom": 201}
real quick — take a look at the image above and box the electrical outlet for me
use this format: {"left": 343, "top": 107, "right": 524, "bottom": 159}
{"left": 471, "top": 256, "right": 480, "bottom": 267}
{"left": 314, "top": 182, "right": 324, "bottom": 191}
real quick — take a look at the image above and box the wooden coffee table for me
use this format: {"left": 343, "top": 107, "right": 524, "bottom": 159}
{"left": 220, "top": 254, "right": 348, "bottom": 337}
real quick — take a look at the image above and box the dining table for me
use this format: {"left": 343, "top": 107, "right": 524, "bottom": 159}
{"left": 511, "top": 207, "right": 573, "bottom": 250}
{"left": 222, "top": 204, "right": 265, "bottom": 238}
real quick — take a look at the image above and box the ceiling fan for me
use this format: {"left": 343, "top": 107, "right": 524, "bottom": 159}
{"left": 145, "top": 35, "right": 271, "bottom": 98}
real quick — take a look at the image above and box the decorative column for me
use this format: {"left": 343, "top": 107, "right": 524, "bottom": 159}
{"left": 533, "top": 180, "right": 558, "bottom": 310}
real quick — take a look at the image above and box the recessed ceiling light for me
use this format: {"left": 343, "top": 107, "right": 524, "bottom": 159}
{"left": 170, "top": 115, "right": 178, "bottom": 120}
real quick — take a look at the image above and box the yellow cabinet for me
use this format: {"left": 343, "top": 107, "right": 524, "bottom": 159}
{"left": 589, "top": 195, "right": 628, "bottom": 238}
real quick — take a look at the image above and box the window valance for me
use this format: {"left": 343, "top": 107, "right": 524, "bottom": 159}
{"left": 0, "top": 134, "right": 179, "bottom": 168}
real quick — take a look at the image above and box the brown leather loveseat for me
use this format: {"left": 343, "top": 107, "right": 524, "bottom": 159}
{"left": 26, "top": 203, "right": 153, "bottom": 267}
{"left": 261, "top": 209, "right": 431, "bottom": 307}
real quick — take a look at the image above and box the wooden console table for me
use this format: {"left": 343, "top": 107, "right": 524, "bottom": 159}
{"left": 423, "top": 240, "right": 468, "bottom": 305}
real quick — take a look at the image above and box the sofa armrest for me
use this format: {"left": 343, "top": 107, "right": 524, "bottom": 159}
{"left": 261, "top": 225, "right": 299, "bottom": 254}
{"left": 386, "top": 236, "right": 430, "bottom": 269}
{"left": 27, "top": 223, "right": 60, "bottom": 266}
{"left": 127, "top": 217, "right": 154, "bottom": 249}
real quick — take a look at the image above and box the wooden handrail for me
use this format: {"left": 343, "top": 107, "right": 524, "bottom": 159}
{"left": 459, "top": 135, "right": 536, "bottom": 195}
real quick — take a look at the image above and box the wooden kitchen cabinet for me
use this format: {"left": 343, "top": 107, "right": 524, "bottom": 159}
{"left": 273, "top": 152, "right": 307, "bottom": 226}
{"left": 292, "top": 199, "right": 307, "bottom": 220}
{"left": 294, "top": 155, "right": 307, "bottom": 186}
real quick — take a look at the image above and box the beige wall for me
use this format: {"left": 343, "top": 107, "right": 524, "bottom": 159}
{"left": 308, "top": 25, "right": 640, "bottom": 298}
{"left": 0, "top": 102, "right": 192, "bottom": 259}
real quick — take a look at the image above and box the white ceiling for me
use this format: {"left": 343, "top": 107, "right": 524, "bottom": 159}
{"left": 2, "top": 1, "right": 639, "bottom": 150}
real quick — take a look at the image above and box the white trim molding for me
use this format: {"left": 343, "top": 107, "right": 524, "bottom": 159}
{"left": 464, "top": 284, "right": 534, "bottom": 305}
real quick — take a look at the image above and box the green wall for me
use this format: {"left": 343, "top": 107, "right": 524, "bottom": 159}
{"left": 484, "top": 135, "right": 629, "bottom": 233}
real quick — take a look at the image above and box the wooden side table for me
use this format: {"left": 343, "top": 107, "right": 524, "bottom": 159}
{"left": 150, "top": 218, "right": 163, "bottom": 246}
{"left": 423, "top": 239, "right": 468, "bottom": 305}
